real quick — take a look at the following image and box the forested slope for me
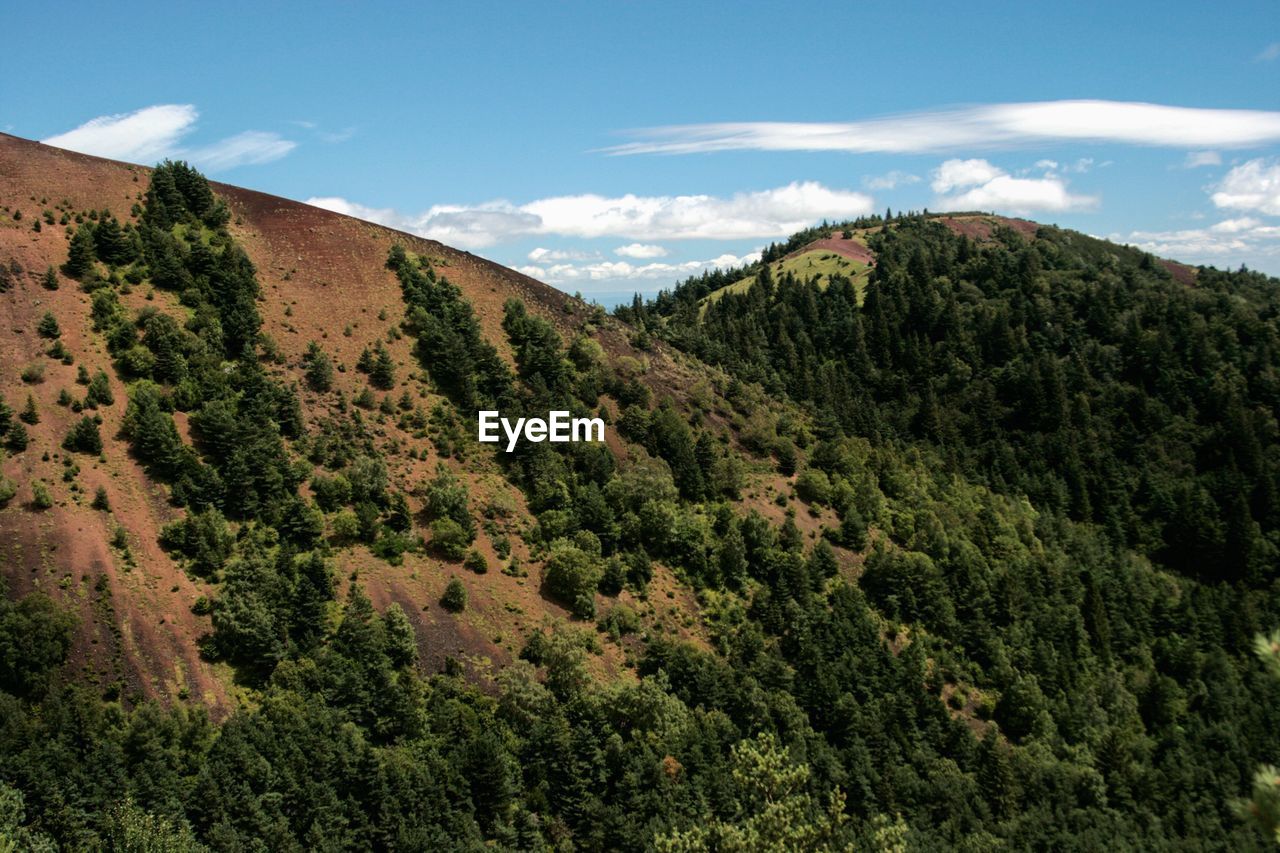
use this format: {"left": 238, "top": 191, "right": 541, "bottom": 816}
{"left": 0, "top": 137, "right": 1277, "bottom": 849}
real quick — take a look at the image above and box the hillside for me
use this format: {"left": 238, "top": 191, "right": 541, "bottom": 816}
{"left": 0, "top": 133, "right": 825, "bottom": 710}
{"left": 1, "top": 134, "right": 1279, "bottom": 850}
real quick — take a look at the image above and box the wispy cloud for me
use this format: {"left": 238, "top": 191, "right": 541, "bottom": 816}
{"left": 516, "top": 251, "right": 761, "bottom": 285}
{"left": 931, "top": 158, "right": 1097, "bottom": 214}
{"left": 606, "top": 101, "right": 1280, "bottom": 156}
{"left": 307, "top": 181, "right": 874, "bottom": 248}
{"left": 1257, "top": 42, "right": 1280, "bottom": 62}
{"left": 529, "top": 247, "right": 596, "bottom": 262}
{"left": 43, "top": 104, "right": 199, "bottom": 163}
{"left": 42, "top": 104, "right": 296, "bottom": 171}
{"left": 864, "top": 170, "right": 920, "bottom": 190}
{"left": 1183, "top": 151, "right": 1222, "bottom": 168}
{"left": 1211, "top": 158, "right": 1280, "bottom": 215}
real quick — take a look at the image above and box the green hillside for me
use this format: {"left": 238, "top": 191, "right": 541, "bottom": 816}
{"left": 702, "top": 247, "right": 872, "bottom": 309}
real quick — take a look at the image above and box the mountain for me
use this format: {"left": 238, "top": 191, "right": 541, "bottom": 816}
{"left": 1, "top": 133, "right": 1278, "bottom": 849}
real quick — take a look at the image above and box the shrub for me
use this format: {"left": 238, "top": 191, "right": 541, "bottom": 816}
{"left": 441, "top": 578, "right": 467, "bottom": 613}
{"left": 91, "top": 486, "right": 110, "bottom": 511}
{"left": 0, "top": 476, "right": 16, "bottom": 507}
{"left": 20, "top": 363, "right": 45, "bottom": 385}
{"left": 543, "top": 543, "right": 603, "bottom": 618}
{"left": 331, "top": 509, "right": 361, "bottom": 542}
{"left": 430, "top": 518, "right": 470, "bottom": 561}
{"left": 463, "top": 549, "right": 488, "bottom": 574}
{"left": 599, "top": 603, "right": 640, "bottom": 639}
{"left": 795, "top": 468, "right": 833, "bottom": 506}
{"left": 31, "top": 482, "right": 53, "bottom": 510}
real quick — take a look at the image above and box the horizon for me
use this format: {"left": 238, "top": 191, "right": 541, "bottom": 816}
{"left": 4, "top": 0, "right": 1279, "bottom": 300}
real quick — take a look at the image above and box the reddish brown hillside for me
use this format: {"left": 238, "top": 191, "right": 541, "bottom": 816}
{"left": 0, "top": 134, "right": 796, "bottom": 713}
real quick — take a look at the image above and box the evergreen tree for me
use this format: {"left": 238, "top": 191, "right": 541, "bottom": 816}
{"left": 36, "top": 312, "right": 60, "bottom": 339}
{"left": 18, "top": 394, "right": 39, "bottom": 425}
{"left": 62, "top": 226, "right": 96, "bottom": 279}
{"left": 63, "top": 416, "right": 103, "bottom": 454}
{"left": 369, "top": 343, "right": 396, "bottom": 390}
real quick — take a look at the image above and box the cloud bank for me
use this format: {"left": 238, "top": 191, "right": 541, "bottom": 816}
{"left": 42, "top": 104, "right": 296, "bottom": 171}
{"left": 1113, "top": 217, "right": 1280, "bottom": 262}
{"left": 607, "top": 101, "right": 1280, "bottom": 156}
{"left": 307, "top": 181, "right": 874, "bottom": 248}
{"left": 517, "top": 251, "right": 761, "bottom": 285}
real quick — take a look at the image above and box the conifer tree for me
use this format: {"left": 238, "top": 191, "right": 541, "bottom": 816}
{"left": 62, "top": 226, "right": 96, "bottom": 279}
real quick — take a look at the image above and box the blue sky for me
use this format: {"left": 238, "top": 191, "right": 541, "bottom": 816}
{"left": 6, "top": 1, "right": 1280, "bottom": 301}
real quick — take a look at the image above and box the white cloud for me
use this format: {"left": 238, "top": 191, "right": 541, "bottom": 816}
{"left": 615, "top": 243, "right": 668, "bottom": 258}
{"left": 1184, "top": 151, "right": 1222, "bottom": 168}
{"left": 607, "top": 100, "right": 1280, "bottom": 155}
{"left": 864, "top": 170, "right": 920, "bottom": 190}
{"left": 43, "top": 104, "right": 198, "bottom": 162}
{"left": 1211, "top": 158, "right": 1280, "bottom": 215}
{"left": 1113, "top": 217, "right": 1280, "bottom": 261}
{"left": 306, "top": 181, "right": 873, "bottom": 248}
{"left": 930, "top": 159, "right": 1097, "bottom": 214}
{"left": 185, "top": 131, "right": 297, "bottom": 170}
{"left": 517, "top": 251, "right": 761, "bottom": 285}
{"left": 42, "top": 104, "right": 295, "bottom": 171}
{"left": 1257, "top": 42, "right": 1280, "bottom": 62}
{"left": 931, "top": 158, "right": 1006, "bottom": 192}
{"left": 528, "top": 247, "right": 595, "bottom": 262}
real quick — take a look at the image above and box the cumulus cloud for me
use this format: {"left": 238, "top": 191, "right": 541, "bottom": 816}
{"left": 615, "top": 243, "right": 668, "bottom": 258}
{"left": 1211, "top": 158, "right": 1280, "bottom": 215}
{"left": 42, "top": 104, "right": 295, "bottom": 171}
{"left": 607, "top": 100, "right": 1280, "bottom": 156}
{"left": 864, "top": 170, "right": 920, "bottom": 190}
{"left": 1184, "top": 151, "right": 1222, "bottom": 168}
{"left": 306, "top": 181, "right": 873, "bottom": 248}
{"left": 931, "top": 159, "right": 1097, "bottom": 213}
{"left": 516, "top": 251, "right": 761, "bottom": 285}
{"left": 931, "top": 158, "right": 1006, "bottom": 193}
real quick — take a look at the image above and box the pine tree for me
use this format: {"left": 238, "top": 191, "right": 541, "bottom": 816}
{"left": 5, "top": 421, "right": 29, "bottom": 451}
{"left": 18, "top": 395, "right": 39, "bottom": 426}
{"left": 63, "top": 416, "right": 103, "bottom": 454}
{"left": 41, "top": 266, "right": 58, "bottom": 291}
{"left": 302, "top": 342, "right": 333, "bottom": 392}
{"left": 85, "top": 371, "right": 114, "bottom": 407}
{"left": 93, "top": 215, "right": 129, "bottom": 266}
{"left": 370, "top": 344, "right": 396, "bottom": 390}
{"left": 36, "top": 312, "right": 60, "bottom": 339}
{"left": 62, "top": 226, "right": 96, "bottom": 279}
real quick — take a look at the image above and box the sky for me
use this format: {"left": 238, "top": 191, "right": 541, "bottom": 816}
{"left": 5, "top": 1, "right": 1280, "bottom": 303}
